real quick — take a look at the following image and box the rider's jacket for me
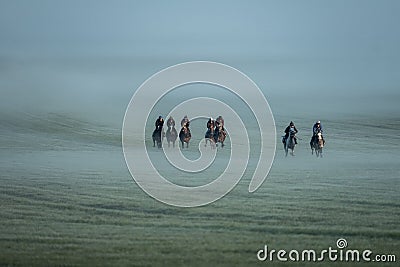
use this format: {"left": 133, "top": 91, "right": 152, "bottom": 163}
{"left": 207, "top": 119, "right": 215, "bottom": 129}
{"left": 285, "top": 125, "right": 298, "bottom": 135}
{"left": 181, "top": 117, "right": 189, "bottom": 127}
{"left": 313, "top": 124, "right": 323, "bottom": 135}
{"left": 155, "top": 118, "right": 164, "bottom": 129}
{"left": 216, "top": 117, "right": 224, "bottom": 127}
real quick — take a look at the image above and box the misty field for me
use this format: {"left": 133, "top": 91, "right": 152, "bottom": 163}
{"left": 0, "top": 112, "right": 398, "bottom": 266}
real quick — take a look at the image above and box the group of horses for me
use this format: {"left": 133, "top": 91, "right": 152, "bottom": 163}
{"left": 283, "top": 128, "right": 324, "bottom": 157}
{"left": 204, "top": 118, "right": 227, "bottom": 149}
{"left": 152, "top": 116, "right": 227, "bottom": 149}
{"left": 152, "top": 116, "right": 184, "bottom": 148}
{"left": 153, "top": 116, "right": 324, "bottom": 156}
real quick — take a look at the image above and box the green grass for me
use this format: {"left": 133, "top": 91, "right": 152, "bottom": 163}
{"left": 0, "top": 113, "right": 399, "bottom": 266}
{"left": 0, "top": 147, "right": 398, "bottom": 266}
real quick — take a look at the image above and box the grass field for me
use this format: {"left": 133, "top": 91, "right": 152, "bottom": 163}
{"left": 0, "top": 112, "right": 399, "bottom": 266}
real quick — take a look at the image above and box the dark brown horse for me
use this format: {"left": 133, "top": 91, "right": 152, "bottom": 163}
{"left": 179, "top": 122, "right": 191, "bottom": 148}
{"left": 152, "top": 124, "right": 164, "bottom": 148}
{"left": 215, "top": 124, "right": 227, "bottom": 148}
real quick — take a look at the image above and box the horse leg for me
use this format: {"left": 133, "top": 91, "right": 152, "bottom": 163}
{"left": 207, "top": 138, "right": 214, "bottom": 149}
{"left": 288, "top": 138, "right": 293, "bottom": 156}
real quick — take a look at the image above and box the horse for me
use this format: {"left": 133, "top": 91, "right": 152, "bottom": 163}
{"left": 166, "top": 117, "right": 178, "bottom": 147}
{"left": 152, "top": 125, "right": 164, "bottom": 149}
{"left": 215, "top": 124, "right": 227, "bottom": 148}
{"left": 179, "top": 123, "right": 191, "bottom": 148}
{"left": 204, "top": 127, "right": 216, "bottom": 149}
{"left": 284, "top": 128, "right": 296, "bottom": 156}
{"left": 205, "top": 123, "right": 216, "bottom": 149}
{"left": 311, "top": 131, "right": 324, "bottom": 157}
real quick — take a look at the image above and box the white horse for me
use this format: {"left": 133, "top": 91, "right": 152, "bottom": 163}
{"left": 284, "top": 128, "right": 296, "bottom": 157}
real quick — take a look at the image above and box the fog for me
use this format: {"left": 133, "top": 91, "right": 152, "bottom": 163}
{"left": 0, "top": 0, "right": 399, "bottom": 123}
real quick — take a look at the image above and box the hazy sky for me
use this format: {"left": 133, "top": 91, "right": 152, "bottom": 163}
{"left": 1, "top": 0, "right": 399, "bottom": 59}
{"left": 0, "top": 0, "right": 399, "bottom": 117}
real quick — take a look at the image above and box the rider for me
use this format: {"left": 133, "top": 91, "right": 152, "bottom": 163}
{"left": 283, "top": 121, "right": 298, "bottom": 144}
{"left": 206, "top": 117, "right": 216, "bottom": 139}
{"left": 207, "top": 117, "right": 215, "bottom": 130}
{"left": 216, "top": 115, "right": 225, "bottom": 130}
{"left": 167, "top": 116, "right": 175, "bottom": 128}
{"left": 155, "top": 116, "right": 164, "bottom": 130}
{"left": 311, "top": 120, "right": 324, "bottom": 145}
{"left": 181, "top": 115, "right": 189, "bottom": 127}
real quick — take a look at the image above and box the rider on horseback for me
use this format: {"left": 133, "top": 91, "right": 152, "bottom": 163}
{"left": 153, "top": 116, "right": 164, "bottom": 148}
{"left": 311, "top": 120, "right": 325, "bottom": 145}
{"left": 206, "top": 117, "right": 215, "bottom": 138}
{"left": 179, "top": 120, "right": 191, "bottom": 148}
{"left": 165, "top": 116, "right": 177, "bottom": 147}
{"left": 283, "top": 121, "right": 298, "bottom": 144}
{"left": 216, "top": 116, "right": 225, "bottom": 131}
{"left": 167, "top": 116, "right": 175, "bottom": 128}
{"left": 181, "top": 115, "right": 189, "bottom": 127}
{"left": 207, "top": 117, "right": 215, "bottom": 129}
{"left": 155, "top": 116, "right": 164, "bottom": 130}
